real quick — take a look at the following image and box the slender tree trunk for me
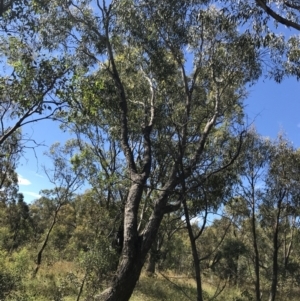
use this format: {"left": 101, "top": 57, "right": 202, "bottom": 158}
{"left": 182, "top": 198, "right": 203, "bottom": 301}
{"left": 76, "top": 272, "right": 87, "bottom": 301}
{"left": 252, "top": 217, "right": 261, "bottom": 301}
{"left": 251, "top": 191, "right": 261, "bottom": 301}
{"left": 190, "top": 237, "right": 203, "bottom": 301}
{"left": 269, "top": 224, "right": 279, "bottom": 301}
{"left": 146, "top": 252, "right": 156, "bottom": 274}
{"left": 33, "top": 204, "right": 61, "bottom": 277}
{"left": 146, "top": 239, "right": 157, "bottom": 275}
{"left": 268, "top": 199, "right": 282, "bottom": 301}
{"left": 283, "top": 216, "right": 294, "bottom": 278}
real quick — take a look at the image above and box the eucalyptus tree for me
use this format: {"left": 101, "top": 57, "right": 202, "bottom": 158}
{"left": 0, "top": 4, "right": 75, "bottom": 151}
{"left": 32, "top": 1, "right": 263, "bottom": 300}
{"left": 228, "top": 0, "right": 300, "bottom": 31}
{"left": 231, "top": 133, "right": 300, "bottom": 301}
{"left": 0, "top": 7, "right": 71, "bottom": 203}
{"left": 234, "top": 130, "right": 272, "bottom": 301}
{"left": 0, "top": 131, "right": 21, "bottom": 203}
{"left": 181, "top": 142, "right": 242, "bottom": 301}
{"left": 0, "top": 1, "right": 299, "bottom": 299}
{"left": 33, "top": 142, "right": 84, "bottom": 276}
{"left": 260, "top": 136, "right": 300, "bottom": 301}
{"left": 222, "top": 0, "right": 300, "bottom": 81}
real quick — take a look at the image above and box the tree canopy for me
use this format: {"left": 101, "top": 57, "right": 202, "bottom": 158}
{"left": 1, "top": 1, "right": 300, "bottom": 301}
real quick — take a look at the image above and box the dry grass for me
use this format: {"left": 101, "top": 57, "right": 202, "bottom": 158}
{"left": 131, "top": 271, "right": 198, "bottom": 301}
{"left": 5, "top": 258, "right": 300, "bottom": 301}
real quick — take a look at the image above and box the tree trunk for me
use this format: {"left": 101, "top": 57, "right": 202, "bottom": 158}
{"left": 146, "top": 252, "right": 156, "bottom": 274}
{"left": 268, "top": 199, "right": 282, "bottom": 301}
{"left": 253, "top": 221, "right": 261, "bottom": 301}
{"left": 146, "top": 240, "right": 157, "bottom": 275}
{"left": 182, "top": 197, "right": 204, "bottom": 301}
{"left": 283, "top": 215, "right": 294, "bottom": 278}
{"left": 251, "top": 196, "right": 261, "bottom": 301}
{"left": 95, "top": 181, "right": 147, "bottom": 301}
{"left": 190, "top": 238, "right": 204, "bottom": 301}
{"left": 95, "top": 176, "right": 173, "bottom": 301}
{"left": 33, "top": 204, "right": 61, "bottom": 277}
{"left": 94, "top": 250, "right": 147, "bottom": 301}
{"left": 268, "top": 225, "right": 279, "bottom": 301}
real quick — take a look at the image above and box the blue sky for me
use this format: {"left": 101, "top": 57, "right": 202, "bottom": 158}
{"left": 17, "top": 120, "right": 75, "bottom": 202}
{"left": 245, "top": 77, "right": 300, "bottom": 146}
{"left": 8, "top": 3, "right": 300, "bottom": 203}
{"left": 16, "top": 76, "right": 300, "bottom": 203}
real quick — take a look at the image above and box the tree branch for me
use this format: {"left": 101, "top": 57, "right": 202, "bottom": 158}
{"left": 256, "top": 0, "right": 300, "bottom": 31}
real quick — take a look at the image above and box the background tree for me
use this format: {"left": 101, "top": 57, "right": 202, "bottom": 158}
{"left": 234, "top": 130, "right": 272, "bottom": 301}
{"left": 0, "top": 131, "right": 20, "bottom": 203}
{"left": 33, "top": 142, "right": 84, "bottom": 276}
{"left": 259, "top": 136, "right": 300, "bottom": 301}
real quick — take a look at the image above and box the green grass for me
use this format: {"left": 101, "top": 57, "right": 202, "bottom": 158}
{"left": 3, "top": 256, "right": 300, "bottom": 301}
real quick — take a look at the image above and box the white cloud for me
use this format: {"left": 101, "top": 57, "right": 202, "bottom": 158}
{"left": 22, "top": 191, "right": 41, "bottom": 199}
{"left": 18, "top": 174, "right": 31, "bottom": 186}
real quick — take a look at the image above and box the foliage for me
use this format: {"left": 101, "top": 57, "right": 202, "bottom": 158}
{"left": 1, "top": 0, "right": 300, "bottom": 300}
